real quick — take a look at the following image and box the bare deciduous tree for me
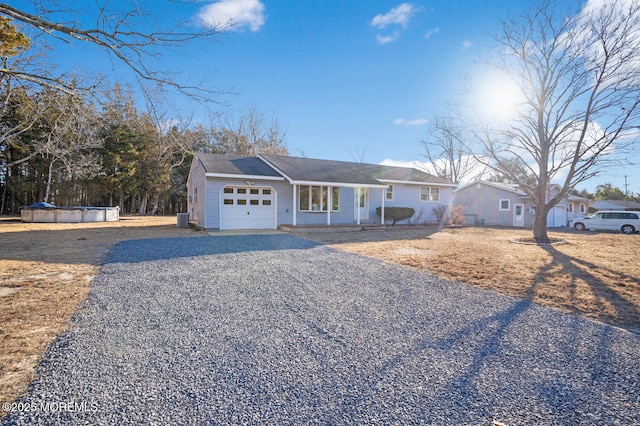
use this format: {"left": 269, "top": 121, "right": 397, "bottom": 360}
{"left": 207, "top": 108, "right": 288, "bottom": 156}
{"left": 420, "top": 115, "right": 478, "bottom": 183}
{"left": 467, "top": 0, "right": 640, "bottom": 241}
{"left": 32, "top": 89, "right": 103, "bottom": 203}
{"left": 0, "top": 1, "right": 227, "bottom": 98}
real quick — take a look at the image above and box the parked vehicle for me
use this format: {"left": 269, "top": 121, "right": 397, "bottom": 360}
{"left": 569, "top": 211, "right": 640, "bottom": 234}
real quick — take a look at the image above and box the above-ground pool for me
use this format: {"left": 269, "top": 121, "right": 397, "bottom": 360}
{"left": 20, "top": 205, "right": 120, "bottom": 223}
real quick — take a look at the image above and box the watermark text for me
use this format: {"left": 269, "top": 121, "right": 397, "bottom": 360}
{"left": 2, "top": 401, "right": 98, "bottom": 413}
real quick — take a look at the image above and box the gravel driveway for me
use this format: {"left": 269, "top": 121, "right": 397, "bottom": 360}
{"left": 3, "top": 234, "right": 639, "bottom": 425}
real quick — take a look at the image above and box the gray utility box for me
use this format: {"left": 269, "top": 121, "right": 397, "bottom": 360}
{"left": 177, "top": 213, "right": 189, "bottom": 228}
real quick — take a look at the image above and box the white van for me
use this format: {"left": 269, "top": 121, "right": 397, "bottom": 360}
{"left": 570, "top": 211, "right": 640, "bottom": 234}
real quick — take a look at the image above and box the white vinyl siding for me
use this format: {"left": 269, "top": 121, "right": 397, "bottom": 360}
{"left": 187, "top": 159, "right": 207, "bottom": 227}
{"left": 384, "top": 183, "right": 451, "bottom": 224}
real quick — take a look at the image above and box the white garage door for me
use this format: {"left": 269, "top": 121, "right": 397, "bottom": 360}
{"left": 547, "top": 205, "right": 566, "bottom": 227}
{"left": 220, "top": 186, "right": 276, "bottom": 230}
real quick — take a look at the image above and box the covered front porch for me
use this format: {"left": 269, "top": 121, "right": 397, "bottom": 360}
{"left": 290, "top": 182, "right": 389, "bottom": 227}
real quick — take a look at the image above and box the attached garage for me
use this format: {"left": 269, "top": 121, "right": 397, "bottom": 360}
{"left": 219, "top": 186, "right": 276, "bottom": 230}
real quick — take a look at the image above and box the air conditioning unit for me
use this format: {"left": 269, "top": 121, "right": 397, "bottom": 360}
{"left": 177, "top": 213, "right": 189, "bottom": 228}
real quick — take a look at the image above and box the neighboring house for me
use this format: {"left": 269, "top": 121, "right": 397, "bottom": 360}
{"left": 186, "top": 153, "right": 455, "bottom": 230}
{"left": 590, "top": 199, "right": 640, "bottom": 211}
{"left": 452, "top": 181, "right": 590, "bottom": 228}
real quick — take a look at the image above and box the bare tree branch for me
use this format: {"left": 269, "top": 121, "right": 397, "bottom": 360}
{"left": 0, "top": 1, "right": 230, "bottom": 100}
{"left": 464, "top": 0, "right": 640, "bottom": 240}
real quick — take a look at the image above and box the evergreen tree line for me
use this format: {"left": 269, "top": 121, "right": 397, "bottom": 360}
{"left": 0, "top": 85, "right": 288, "bottom": 215}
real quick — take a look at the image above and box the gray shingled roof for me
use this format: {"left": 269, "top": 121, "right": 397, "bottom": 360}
{"left": 197, "top": 153, "right": 283, "bottom": 177}
{"left": 259, "top": 155, "right": 383, "bottom": 186}
{"left": 195, "top": 152, "right": 453, "bottom": 186}
{"left": 260, "top": 154, "right": 451, "bottom": 186}
{"left": 365, "top": 164, "right": 453, "bottom": 184}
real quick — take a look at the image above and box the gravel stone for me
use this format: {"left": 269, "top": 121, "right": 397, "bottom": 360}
{"left": 3, "top": 234, "right": 639, "bottom": 425}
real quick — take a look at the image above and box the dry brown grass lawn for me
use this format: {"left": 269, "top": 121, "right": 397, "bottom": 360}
{"left": 0, "top": 216, "right": 205, "bottom": 416}
{"left": 303, "top": 226, "right": 640, "bottom": 333}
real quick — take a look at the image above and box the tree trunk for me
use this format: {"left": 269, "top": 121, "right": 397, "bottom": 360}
{"left": 44, "top": 159, "right": 55, "bottom": 203}
{"left": 533, "top": 189, "right": 549, "bottom": 242}
{"left": 138, "top": 192, "right": 148, "bottom": 215}
{"left": 533, "top": 208, "right": 549, "bottom": 241}
{"left": 150, "top": 194, "right": 159, "bottom": 216}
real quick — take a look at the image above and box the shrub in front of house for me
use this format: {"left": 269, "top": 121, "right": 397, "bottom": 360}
{"left": 433, "top": 204, "right": 466, "bottom": 225}
{"left": 376, "top": 207, "right": 415, "bottom": 225}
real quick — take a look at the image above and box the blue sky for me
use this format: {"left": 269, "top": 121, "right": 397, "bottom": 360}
{"left": 37, "top": 0, "right": 640, "bottom": 194}
{"left": 187, "top": 0, "right": 496, "bottom": 161}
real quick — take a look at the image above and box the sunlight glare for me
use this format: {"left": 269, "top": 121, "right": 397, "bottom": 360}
{"left": 473, "top": 72, "right": 524, "bottom": 123}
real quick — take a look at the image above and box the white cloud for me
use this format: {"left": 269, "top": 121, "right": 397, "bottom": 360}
{"left": 380, "top": 159, "right": 421, "bottom": 168}
{"left": 377, "top": 32, "right": 400, "bottom": 44}
{"left": 424, "top": 27, "right": 439, "bottom": 40}
{"left": 371, "top": 3, "right": 419, "bottom": 29}
{"left": 463, "top": 40, "right": 472, "bottom": 48}
{"left": 394, "top": 118, "right": 429, "bottom": 126}
{"left": 198, "top": 0, "right": 265, "bottom": 32}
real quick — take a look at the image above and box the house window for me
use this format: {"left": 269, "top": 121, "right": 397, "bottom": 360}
{"left": 298, "top": 185, "right": 340, "bottom": 212}
{"left": 580, "top": 204, "right": 585, "bottom": 213}
{"left": 569, "top": 203, "right": 573, "bottom": 212}
{"left": 499, "top": 199, "right": 510, "bottom": 211}
{"left": 420, "top": 187, "right": 439, "bottom": 202}
{"left": 193, "top": 187, "right": 198, "bottom": 203}
{"left": 386, "top": 185, "right": 394, "bottom": 201}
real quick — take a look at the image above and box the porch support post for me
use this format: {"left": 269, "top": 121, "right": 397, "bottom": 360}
{"left": 292, "top": 183, "right": 297, "bottom": 226}
{"left": 381, "top": 188, "right": 385, "bottom": 224}
{"left": 356, "top": 187, "right": 361, "bottom": 225}
{"left": 327, "top": 186, "right": 331, "bottom": 226}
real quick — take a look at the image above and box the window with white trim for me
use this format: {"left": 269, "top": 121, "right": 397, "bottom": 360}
{"left": 193, "top": 187, "right": 198, "bottom": 203}
{"left": 420, "top": 186, "right": 439, "bottom": 202}
{"left": 298, "top": 186, "right": 340, "bottom": 212}
{"left": 386, "top": 185, "right": 394, "bottom": 200}
{"left": 499, "top": 199, "right": 510, "bottom": 211}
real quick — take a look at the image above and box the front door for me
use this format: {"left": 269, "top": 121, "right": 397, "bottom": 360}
{"left": 514, "top": 203, "right": 525, "bottom": 227}
{"left": 354, "top": 187, "right": 369, "bottom": 222}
